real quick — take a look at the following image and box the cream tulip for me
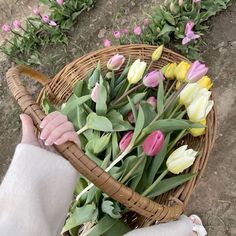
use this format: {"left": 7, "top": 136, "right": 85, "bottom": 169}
{"left": 128, "top": 59, "right": 147, "bottom": 84}
{"left": 179, "top": 83, "right": 201, "bottom": 106}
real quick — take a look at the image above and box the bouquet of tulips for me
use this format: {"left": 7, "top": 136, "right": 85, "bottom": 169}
{"left": 43, "top": 46, "right": 214, "bottom": 236}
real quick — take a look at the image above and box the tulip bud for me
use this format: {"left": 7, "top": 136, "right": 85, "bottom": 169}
{"left": 42, "top": 15, "right": 50, "bottom": 23}
{"left": 147, "top": 96, "right": 157, "bottom": 108}
{"left": 119, "top": 131, "right": 133, "bottom": 151}
{"left": 134, "top": 26, "right": 142, "bottom": 36}
{"left": 152, "top": 45, "right": 164, "bottom": 61}
{"left": 174, "top": 61, "right": 190, "bottom": 82}
{"left": 103, "top": 38, "right": 112, "bottom": 47}
{"left": 113, "top": 31, "right": 121, "bottom": 39}
{"left": 187, "top": 91, "right": 214, "bottom": 122}
{"left": 189, "top": 119, "right": 206, "bottom": 137}
{"left": 186, "top": 60, "right": 208, "bottom": 83}
{"left": 33, "top": 7, "right": 40, "bottom": 15}
{"left": 164, "top": 63, "right": 177, "bottom": 80}
{"left": 143, "top": 71, "right": 165, "bottom": 88}
{"left": 127, "top": 112, "right": 135, "bottom": 123}
{"left": 142, "top": 130, "right": 165, "bottom": 156}
{"left": 12, "top": 20, "right": 21, "bottom": 29}
{"left": 106, "top": 72, "right": 113, "bottom": 79}
{"left": 128, "top": 59, "right": 147, "bottom": 84}
{"left": 179, "top": 83, "right": 201, "bottom": 106}
{"left": 2, "top": 24, "right": 11, "bottom": 33}
{"left": 91, "top": 83, "right": 100, "bottom": 102}
{"left": 166, "top": 145, "right": 198, "bottom": 174}
{"left": 197, "top": 76, "right": 213, "bottom": 90}
{"left": 107, "top": 54, "right": 125, "bottom": 71}
{"left": 49, "top": 20, "right": 57, "bottom": 27}
{"left": 56, "top": 0, "right": 64, "bottom": 5}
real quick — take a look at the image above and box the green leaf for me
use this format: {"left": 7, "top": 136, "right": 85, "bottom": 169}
{"left": 94, "top": 134, "right": 111, "bottom": 154}
{"left": 88, "top": 62, "right": 101, "bottom": 89}
{"left": 112, "top": 133, "right": 120, "bottom": 160}
{"left": 101, "top": 200, "right": 122, "bottom": 219}
{"left": 161, "top": 10, "right": 175, "bottom": 25}
{"left": 157, "top": 23, "right": 176, "bottom": 38}
{"left": 96, "top": 75, "right": 107, "bottom": 116}
{"left": 73, "top": 80, "right": 84, "bottom": 97}
{"left": 41, "top": 93, "right": 56, "bottom": 115}
{"left": 88, "top": 215, "right": 130, "bottom": 236}
{"left": 75, "top": 177, "right": 88, "bottom": 195}
{"left": 128, "top": 96, "right": 137, "bottom": 122}
{"left": 87, "top": 113, "right": 113, "bottom": 132}
{"left": 157, "top": 79, "right": 164, "bottom": 115}
{"left": 147, "top": 173, "right": 196, "bottom": 198}
{"left": 101, "top": 145, "right": 112, "bottom": 169}
{"left": 140, "top": 102, "right": 157, "bottom": 127}
{"left": 62, "top": 204, "right": 98, "bottom": 233}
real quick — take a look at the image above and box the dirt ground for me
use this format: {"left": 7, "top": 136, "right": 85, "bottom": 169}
{"left": 0, "top": 0, "right": 235, "bottom": 235}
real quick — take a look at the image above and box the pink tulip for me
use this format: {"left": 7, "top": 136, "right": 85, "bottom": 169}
{"left": 113, "top": 31, "right": 121, "bottom": 39}
{"left": 91, "top": 83, "right": 100, "bottom": 102}
{"left": 182, "top": 21, "right": 200, "bottom": 45}
{"left": 142, "top": 130, "right": 165, "bottom": 156}
{"left": 49, "top": 20, "right": 57, "bottom": 26}
{"left": 147, "top": 96, "right": 157, "bottom": 108}
{"left": 42, "top": 15, "right": 50, "bottom": 23}
{"left": 119, "top": 131, "right": 133, "bottom": 151}
{"left": 122, "top": 28, "right": 129, "bottom": 35}
{"left": 107, "top": 54, "right": 125, "bottom": 71}
{"left": 33, "top": 7, "right": 40, "bottom": 15}
{"left": 143, "top": 71, "right": 165, "bottom": 88}
{"left": 134, "top": 26, "right": 142, "bottom": 36}
{"left": 12, "top": 20, "right": 21, "bottom": 29}
{"left": 56, "top": 0, "right": 64, "bottom": 5}
{"left": 186, "top": 60, "right": 208, "bottom": 83}
{"left": 2, "top": 24, "right": 11, "bottom": 33}
{"left": 103, "top": 38, "right": 112, "bottom": 47}
{"left": 127, "top": 112, "right": 135, "bottom": 123}
{"left": 144, "top": 18, "right": 149, "bottom": 26}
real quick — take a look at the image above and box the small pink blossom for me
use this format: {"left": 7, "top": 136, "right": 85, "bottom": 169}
{"left": 56, "top": 0, "right": 64, "bottom": 5}
{"left": 12, "top": 20, "right": 21, "bottom": 29}
{"left": 182, "top": 21, "right": 200, "bottom": 45}
{"left": 103, "top": 38, "right": 112, "bottom": 47}
{"left": 42, "top": 15, "right": 50, "bottom": 23}
{"left": 147, "top": 96, "right": 157, "bottom": 108}
{"left": 122, "top": 28, "right": 129, "bottom": 35}
{"left": 49, "top": 20, "right": 57, "bottom": 26}
{"left": 113, "top": 31, "right": 121, "bottom": 39}
{"left": 33, "top": 7, "right": 40, "bottom": 15}
{"left": 2, "top": 24, "right": 11, "bottom": 33}
{"left": 133, "top": 26, "right": 142, "bottom": 36}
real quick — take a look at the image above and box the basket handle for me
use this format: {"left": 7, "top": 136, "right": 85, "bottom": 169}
{"left": 6, "top": 65, "right": 183, "bottom": 222}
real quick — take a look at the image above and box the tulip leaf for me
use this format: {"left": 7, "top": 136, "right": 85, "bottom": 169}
{"left": 115, "top": 57, "right": 131, "bottom": 86}
{"left": 157, "top": 23, "right": 176, "bottom": 38}
{"left": 112, "top": 133, "right": 120, "bottom": 160}
{"left": 147, "top": 173, "right": 196, "bottom": 198}
{"left": 140, "top": 101, "right": 157, "bottom": 127}
{"left": 96, "top": 75, "right": 108, "bottom": 116}
{"left": 128, "top": 96, "right": 137, "bottom": 123}
{"left": 157, "top": 79, "right": 164, "bottom": 115}
{"left": 41, "top": 93, "right": 56, "bottom": 115}
{"left": 87, "top": 113, "right": 113, "bottom": 132}
{"left": 94, "top": 134, "right": 111, "bottom": 155}
{"left": 147, "top": 133, "right": 171, "bottom": 185}
{"left": 101, "top": 145, "right": 112, "bottom": 169}
{"left": 72, "top": 80, "right": 84, "bottom": 97}
{"left": 101, "top": 200, "right": 122, "bottom": 219}
{"left": 88, "top": 62, "right": 101, "bottom": 89}
{"left": 161, "top": 10, "right": 176, "bottom": 25}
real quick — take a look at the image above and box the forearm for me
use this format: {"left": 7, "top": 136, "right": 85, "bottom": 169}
{"left": 0, "top": 144, "right": 78, "bottom": 236}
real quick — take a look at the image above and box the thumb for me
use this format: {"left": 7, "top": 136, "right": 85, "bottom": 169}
{"left": 20, "top": 114, "right": 39, "bottom": 147}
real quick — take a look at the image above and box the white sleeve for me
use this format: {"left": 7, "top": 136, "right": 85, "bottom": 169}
{"left": 0, "top": 143, "right": 79, "bottom": 236}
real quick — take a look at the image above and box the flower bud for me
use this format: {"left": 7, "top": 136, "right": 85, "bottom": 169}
{"left": 151, "top": 45, "right": 164, "bottom": 61}
{"left": 12, "top": 20, "right": 21, "bottom": 29}
{"left": 103, "top": 38, "right": 112, "bottom": 47}
{"left": 128, "top": 59, "right": 147, "bottom": 84}
{"left": 178, "top": 0, "right": 184, "bottom": 6}
{"left": 127, "top": 112, "right": 135, "bottom": 123}
{"left": 164, "top": 63, "right": 177, "bottom": 80}
{"left": 42, "top": 15, "right": 50, "bottom": 23}
{"left": 2, "top": 24, "right": 11, "bottom": 32}
{"left": 113, "top": 31, "right": 121, "bottom": 39}
{"left": 147, "top": 96, "right": 157, "bottom": 108}
{"left": 91, "top": 83, "right": 100, "bottom": 102}
{"left": 170, "top": 2, "right": 180, "bottom": 15}
{"left": 174, "top": 61, "right": 190, "bottom": 82}
{"left": 142, "top": 130, "right": 165, "bottom": 156}
{"left": 119, "top": 131, "right": 133, "bottom": 151}
{"left": 143, "top": 71, "right": 164, "bottom": 88}
{"left": 189, "top": 119, "right": 206, "bottom": 137}
{"left": 107, "top": 54, "right": 125, "bottom": 71}
{"left": 186, "top": 60, "right": 208, "bottom": 83}
{"left": 56, "top": 0, "right": 64, "bottom": 5}
{"left": 33, "top": 7, "right": 40, "bottom": 15}
{"left": 166, "top": 145, "right": 198, "bottom": 174}
{"left": 197, "top": 76, "right": 213, "bottom": 90}
{"left": 133, "top": 26, "right": 142, "bottom": 36}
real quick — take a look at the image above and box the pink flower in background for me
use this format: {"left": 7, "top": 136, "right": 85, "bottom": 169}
{"left": 103, "top": 38, "right": 112, "bottom": 47}
{"left": 193, "top": 0, "right": 201, "bottom": 3}
{"left": 91, "top": 83, "right": 100, "bottom": 102}
{"left": 182, "top": 21, "right": 200, "bottom": 45}
{"left": 33, "top": 7, "right": 40, "bottom": 15}
{"left": 143, "top": 18, "right": 149, "bottom": 26}
{"left": 12, "top": 20, "right": 21, "bottom": 29}
{"left": 133, "top": 26, "right": 142, "bottom": 36}
{"left": 147, "top": 96, "right": 157, "bottom": 108}
{"left": 113, "top": 31, "right": 121, "bottom": 39}
{"left": 42, "top": 15, "right": 50, "bottom": 23}
{"left": 49, "top": 20, "right": 57, "bottom": 26}
{"left": 2, "top": 24, "right": 11, "bottom": 32}
{"left": 56, "top": 0, "right": 64, "bottom": 5}
{"left": 122, "top": 28, "right": 129, "bottom": 35}
{"left": 119, "top": 131, "right": 133, "bottom": 151}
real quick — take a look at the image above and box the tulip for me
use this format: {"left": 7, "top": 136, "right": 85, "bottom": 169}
{"left": 151, "top": 45, "right": 164, "bottom": 61}
{"left": 103, "top": 38, "right": 112, "bottom": 47}
{"left": 127, "top": 112, "right": 135, "bottom": 123}
{"left": 113, "top": 31, "right": 121, "bottom": 39}
{"left": 147, "top": 96, "right": 157, "bottom": 108}
{"left": 193, "top": 0, "right": 201, "bottom": 3}
{"left": 164, "top": 63, "right": 177, "bottom": 80}
{"left": 179, "top": 83, "right": 201, "bottom": 106}
{"left": 187, "top": 92, "right": 214, "bottom": 122}
{"left": 189, "top": 119, "right": 206, "bottom": 137}
{"left": 2, "top": 24, "right": 11, "bottom": 32}
{"left": 182, "top": 21, "right": 200, "bottom": 45}
{"left": 143, "top": 71, "right": 164, "bottom": 88}
{"left": 128, "top": 59, "right": 147, "bottom": 84}
{"left": 119, "top": 131, "right": 133, "bottom": 151}
{"left": 107, "top": 54, "right": 125, "bottom": 71}
{"left": 122, "top": 28, "right": 129, "bottom": 35}
{"left": 142, "top": 131, "right": 165, "bottom": 156}
{"left": 33, "top": 7, "right": 40, "bottom": 15}
{"left": 42, "top": 15, "right": 50, "bottom": 23}
{"left": 178, "top": 0, "right": 184, "bottom": 6}
{"left": 197, "top": 76, "right": 213, "bottom": 90}
{"left": 49, "top": 20, "right": 57, "bottom": 26}
{"left": 12, "top": 20, "right": 21, "bottom": 29}
{"left": 91, "top": 83, "right": 100, "bottom": 102}
{"left": 174, "top": 61, "right": 190, "bottom": 82}
{"left": 166, "top": 145, "right": 198, "bottom": 174}
{"left": 56, "top": 0, "right": 64, "bottom": 5}
{"left": 134, "top": 26, "right": 142, "bottom": 36}
{"left": 176, "top": 81, "right": 181, "bottom": 90}
{"left": 186, "top": 60, "right": 209, "bottom": 83}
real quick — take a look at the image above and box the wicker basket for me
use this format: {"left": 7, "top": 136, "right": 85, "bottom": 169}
{"left": 6, "top": 44, "right": 216, "bottom": 228}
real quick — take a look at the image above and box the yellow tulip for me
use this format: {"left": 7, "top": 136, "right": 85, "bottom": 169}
{"left": 164, "top": 62, "right": 177, "bottom": 80}
{"left": 174, "top": 61, "right": 190, "bottom": 82}
{"left": 152, "top": 45, "right": 164, "bottom": 61}
{"left": 128, "top": 59, "right": 147, "bottom": 84}
{"left": 197, "top": 76, "right": 213, "bottom": 90}
{"left": 189, "top": 119, "right": 206, "bottom": 137}
{"left": 161, "top": 63, "right": 170, "bottom": 74}
{"left": 176, "top": 81, "right": 181, "bottom": 90}
{"left": 166, "top": 145, "right": 198, "bottom": 174}
{"left": 179, "top": 83, "right": 201, "bottom": 106}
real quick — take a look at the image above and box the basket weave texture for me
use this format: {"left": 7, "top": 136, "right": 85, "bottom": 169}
{"left": 6, "top": 44, "right": 216, "bottom": 226}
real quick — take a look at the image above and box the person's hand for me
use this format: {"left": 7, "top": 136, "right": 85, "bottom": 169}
{"left": 20, "top": 112, "right": 80, "bottom": 148}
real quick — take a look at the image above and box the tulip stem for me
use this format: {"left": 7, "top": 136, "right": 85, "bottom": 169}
{"left": 142, "top": 169, "right": 169, "bottom": 197}
{"left": 168, "top": 104, "right": 182, "bottom": 119}
{"left": 165, "top": 80, "right": 177, "bottom": 99}
{"left": 146, "top": 61, "right": 154, "bottom": 73}
{"left": 167, "top": 129, "right": 187, "bottom": 153}
{"left": 76, "top": 125, "right": 89, "bottom": 135}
